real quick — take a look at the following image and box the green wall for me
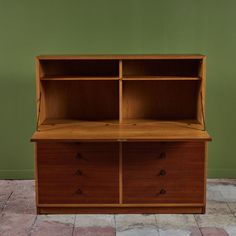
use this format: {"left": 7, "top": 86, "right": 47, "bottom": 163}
{"left": 0, "top": 0, "right": 235, "bottom": 179}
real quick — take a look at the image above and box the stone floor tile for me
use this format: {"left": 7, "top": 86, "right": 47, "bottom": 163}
{"left": 115, "top": 214, "right": 157, "bottom": 231}
{"left": 156, "top": 214, "right": 201, "bottom": 236}
{"left": 195, "top": 214, "right": 236, "bottom": 228}
{"left": 31, "top": 221, "right": 73, "bottom": 236}
{"left": 75, "top": 214, "right": 115, "bottom": 227}
{"left": 74, "top": 226, "right": 115, "bottom": 236}
{"left": 116, "top": 227, "right": 159, "bottom": 236}
{"left": 159, "top": 229, "right": 195, "bottom": 236}
{"left": 228, "top": 202, "right": 236, "bottom": 215}
{"left": 224, "top": 226, "right": 236, "bottom": 235}
{"left": 156, "top": 214, "right": 197, "bottom": 228}
{"left": 207, "top": 184, "right": 225, "bottom": 202}
{"left": 13, "top": 180, "right": 35, "bottom": 198}
{"left": 206, "top": 200, "right": 232, "bottom": 215}
{"left": 208, "top": 179, "right": 236, "bottom": 186}
{"left": 0, "top": 180, "right": 16, "bottom": 192}
{"left": 4, "top": 192, "right": 36, "bottom": 214}
{"left": 207, "top": 183, "right": 236, "bottom": 202}
{"left": 0, "top": 192, "right": 11, "bottom": 211}
{"left": 0, "top": 212, "right": 36, "bottom": 236}
{"left": 37, "top": 214, "right": 75, "bottom": 225}
{"left": 200, "top": 227, "right": 229, "bottom": 236}
{"left": 74, "top": 215, "right": 115, "bottom": 236}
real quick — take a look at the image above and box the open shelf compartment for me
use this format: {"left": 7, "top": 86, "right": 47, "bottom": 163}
{"left": 39, "top": 80, "right": 119, "bottom": 124}
{"left": 122, "top": 59, "right": 202, "bottom": 79}
{"left": 122, "top": 80, "right": 201, "bottom": 123}
{"left": 40, "top": 59, "right": 119, "bottom": 80}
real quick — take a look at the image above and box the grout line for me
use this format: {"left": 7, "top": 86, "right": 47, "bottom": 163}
{"left": 193, "top": 214, "right": 203, "bottom": 236}
{"left": 1, "top": 191, "right": 13, "bottom": 215}
{"left": 225, "top": 202, "right": 236, "bottom": 219}
{"left": 154, "top": 215, "right": 160, "bottom": 236}
{"left": 72, "top": 214, "right": 76, "bottom": 236}
{"left": 27, "top": 215, "right": 38, "bottom": 236}
{"left": 113, "top": 214, "right": 117, "bottom": 236}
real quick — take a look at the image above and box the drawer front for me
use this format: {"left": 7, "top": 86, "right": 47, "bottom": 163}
{"left": 123, "top": 142, "right": 205, "bottom": 204}
{"left": 37, "top": 142, "right": 119, "bottom": 204}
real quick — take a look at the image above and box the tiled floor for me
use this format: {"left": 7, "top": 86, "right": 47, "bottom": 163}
{"left": 0, "top": 180, "right": 236, "bottom": 236}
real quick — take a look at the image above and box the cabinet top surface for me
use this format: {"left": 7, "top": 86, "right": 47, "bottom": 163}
{"left": 37, "top": 54, "right": 206, "bottom": 60}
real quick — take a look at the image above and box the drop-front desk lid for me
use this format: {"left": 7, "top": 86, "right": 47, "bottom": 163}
{"left": 31, "top": 119, "right": 211, "bottom": 142}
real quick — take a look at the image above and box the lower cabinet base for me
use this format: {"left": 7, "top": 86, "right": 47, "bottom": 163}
{"left": 37, "top": 205, "right": 205, "bottom": 214}
{"left": 36, "top": 141, "right": 207, "bottom": 214}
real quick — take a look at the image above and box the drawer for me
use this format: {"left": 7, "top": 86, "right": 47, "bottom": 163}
{"left": 37, "top": 142, "right": 119, "bottom": 204}
{"left": 123, "top": 142, "right": 205, "bottom": 204}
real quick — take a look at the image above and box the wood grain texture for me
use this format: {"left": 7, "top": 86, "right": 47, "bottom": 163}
{"left": 31, "top": 119, "right": 211, "bottom": 142}
{"left": 119, "top": 142, "right": 123, "bottom": 204}
{"left": 123, "top": 80, "right": 199, "bottom": 120}
{"left": 123, "top": 142, "right": 205, "bottom": 204}
{"left": 37, "top": 55, "right": 206, "bottom": 60}
{"left": 41, "top": 76, "right": 119, "bottom": 80}
{"left": 38, "top": 206, "right": 204, "bottom": 214}
{"left": 41, "top": 80, "right": 119, "bottom": 120}
{"left": 123, "top": 76, "right": 200, "bottom": 80}
{"left": 37, "top": 142, "right": 119, "bottom": 204}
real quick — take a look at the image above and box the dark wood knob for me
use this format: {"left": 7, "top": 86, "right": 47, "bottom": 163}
{"left": 75, "top": 170, "right": 82, "bottom": 176}
{"left": 75, "top": 188, "right": 83, "bottom": 195}
{"left": 159, "top": 169, "right": 166, "bottom": 176}
{"left": 75, "top": 153, "right": 87, "bottom": 161}
{"left": 156, "top": 188, "right": 166, "bottom": 196}
{"left": 75, "top": 153, "right": 82, "bottom": 160}
{"left": 159, "top": 188, "right": 166, "bottom": 194}
{"left": 159, "top": 152, "right": 166, "bottom": 159}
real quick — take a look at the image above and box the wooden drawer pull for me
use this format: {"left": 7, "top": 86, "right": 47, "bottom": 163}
{"left": 75, "top": 153, "right": 87, "bottom": 161}
{"left": 159, "top": 152, "right": 166, "bottom": 159}
{"left": 75, "top": 188, "right": 83, "bottom": 195}
{"left": 156, "top": 188, "right": 166, "bottom": 196}
{"left": 158, "top": 169, "right": 166, "bottom": 176}
{"left": 75, "top": 169, "right": 83, "bottom": 176}
{"left": 75, "top": 153, "right": 82, "bottom": 160}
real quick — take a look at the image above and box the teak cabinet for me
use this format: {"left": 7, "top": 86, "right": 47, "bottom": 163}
{"left": 31, "top": 55, "right": 212, "bottom": 214}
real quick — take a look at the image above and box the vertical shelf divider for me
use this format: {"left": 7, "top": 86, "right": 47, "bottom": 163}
{"left": 119, "top": 60, "right": 123, "bottom": 123}
{"left": 197, "top": 57, "right": 206, "bottom": 130}
{"left": 119, "top": 60, "right": 123, "bottom": 204}
{"left": 119, "top": 142, "right": 123, "bottom": 204}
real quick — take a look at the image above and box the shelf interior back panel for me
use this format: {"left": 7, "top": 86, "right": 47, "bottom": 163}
{"left": 122, "top": 80, "right": 200, "bottom": 120}
{"left": 122, "top": 59, "right": 202, "bottom": 77}
{"left": 40, "top": 59, "right": 120, "bottom": 78}
{"left": 41, "top": 80, "right": 119, "bottom": 121}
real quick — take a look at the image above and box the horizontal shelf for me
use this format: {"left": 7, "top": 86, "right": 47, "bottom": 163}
{"left": 41, "top": 76, "right": 119, "bottom": 81}
{"left": 37, "top": 55, "right": 206, "bottom": 60}
{"left": 40, "top": 76, "right": 200, "bottom": 81}
{"left": 31, "top": 118, "right": 211, "bottom": 142}
{"left": 123, "top": 76, "right": 201, "bottom": 81}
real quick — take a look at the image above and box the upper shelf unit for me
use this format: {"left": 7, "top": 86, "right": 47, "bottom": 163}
{"left": 122, "top": 59, "right": 202, "bottom": 80}
{"left": 39, "top": 59, "right": 120, "bottom": 80}
{"left": 38, "top": 56, "right": 203, "bottom": 81}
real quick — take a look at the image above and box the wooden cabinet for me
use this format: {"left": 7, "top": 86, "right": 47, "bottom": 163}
{"left": 31, "top": 55, "right": 211, "bottom": 214}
